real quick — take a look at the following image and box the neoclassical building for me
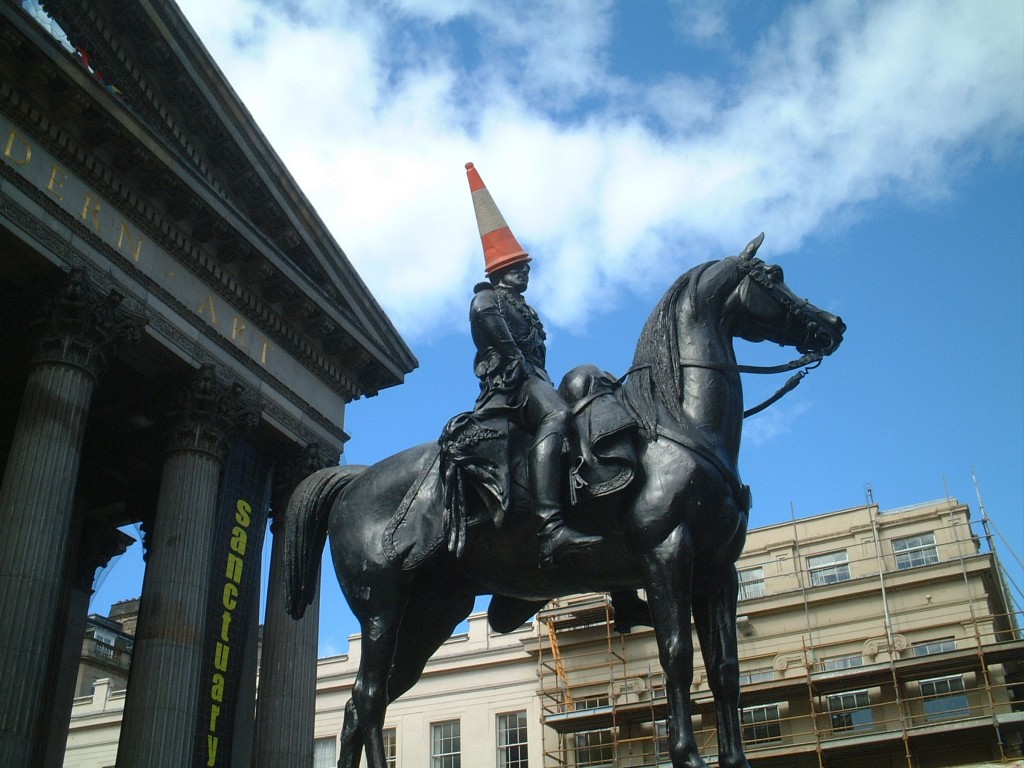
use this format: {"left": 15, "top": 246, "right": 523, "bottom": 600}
{"left": 0, "top": 1, "right": 415, "bottom": 767}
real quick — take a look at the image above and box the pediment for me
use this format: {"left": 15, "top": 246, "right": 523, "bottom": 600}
{"left": 13, "top": 0, "right": 416, "bottom": 396}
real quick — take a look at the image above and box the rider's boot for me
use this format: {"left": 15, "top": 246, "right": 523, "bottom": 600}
{"left": 532, "top": 432, "right": 601, "bottom": 567}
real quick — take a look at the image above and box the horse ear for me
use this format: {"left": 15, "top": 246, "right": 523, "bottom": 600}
{"left": 740, "top": 232, "right": 765, "bottom": 260}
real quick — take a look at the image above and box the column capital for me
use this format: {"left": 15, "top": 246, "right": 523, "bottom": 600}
{"left": 166, "top": 365, "right": 263, "bottom": 460}
{"left": 33, "top": 268, "right": 147, "bottom": 378}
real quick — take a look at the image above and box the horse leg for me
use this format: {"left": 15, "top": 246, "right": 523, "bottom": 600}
{"left": 693, "top": 563, "right": 751, "bottom": 768}
{"left": 641, "top": 525, "right": 708, "bottom": 768}
{"left": 336, "top": 699, "right": 362, "bottom": 768}
{"left": 347, "top": 599, "right": 406, "bottom": 768}
{"left": 337, "top": 588, "right": 474, "bottom": 768}
{"left": 386, "top": 588, "right": 475, "bottom": 700}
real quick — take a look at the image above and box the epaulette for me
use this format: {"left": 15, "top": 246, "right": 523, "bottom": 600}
{"left": 473, "top": 281, "right": 494, "bottom": 294}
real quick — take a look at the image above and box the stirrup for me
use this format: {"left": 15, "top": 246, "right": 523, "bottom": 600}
{"left": 538, "top": 526, "right": 602, "bottom": 568}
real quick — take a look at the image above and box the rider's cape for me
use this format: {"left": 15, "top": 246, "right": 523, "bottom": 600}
{"left": 382, "top": 367, "right": 640, "bottom": 571}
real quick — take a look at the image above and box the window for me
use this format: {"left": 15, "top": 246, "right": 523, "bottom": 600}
{"left": 822, "top": 654, "right": 864, "bottom": 672}
{"left": 738, "top": 668, "right": 774, "bottom": 685}
{"left": 738, "top": 567, "right": 766, "bottom": 600}
{"left": 827, "top": 690, "right": 873, "bottom": 732}
{"left": 892, "top": 533, "right": 939, "bottom": 570}
{"left": 431, "top": 720, "right": 460, "bottom": 768}
{"left": 920, "top": 676, "right": 969, "bottom": 720}
{"left": 383, "top": 727, "right": 397, "bottom": 768}
{"left": 807, "top": 551, "right": 851, "bottom": 586}
{"left": 741, "top": 703, "right": 782, "bottom": 743}
{"left": 574, "top": 729, "right": 615, "bottom": 767}
{"left": 575, "top": 695, "right": 610, "bottom": 710}
{"left": 912, "top": 638, "right": 956, "bottom": 657}
{"left": 313, "top": 737, "right": 336, "bottom": 768}
{"left": 496, "top": 711, "right": 528, "bottom": 768}
{"left": 651, "top": 673, "right": 668, "bottom": 699}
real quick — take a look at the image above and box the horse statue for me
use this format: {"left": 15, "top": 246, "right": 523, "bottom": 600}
{"left": 285, "top": 234, "right": 845, "bottom": 768}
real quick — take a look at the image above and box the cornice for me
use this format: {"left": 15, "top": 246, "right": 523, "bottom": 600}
{"left": 0, "top": 61, "right": 396, "bottom": 400}
{"left": 33, "top": 0, "right": 417, "bottom": 382}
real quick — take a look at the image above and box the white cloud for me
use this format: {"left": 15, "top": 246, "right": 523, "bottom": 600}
{"left": 668, "top": 0, "right": 732, "bottom": 44}
{"left": 742, "top": 400, "right": 810, "bottom": 449}
{"left": 176, "top": 0, "right": 1023, "bottom": 339}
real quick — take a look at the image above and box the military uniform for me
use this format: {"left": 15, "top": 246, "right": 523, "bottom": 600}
{"left": 464, "top": 163, "right": 601, "bottom": 565}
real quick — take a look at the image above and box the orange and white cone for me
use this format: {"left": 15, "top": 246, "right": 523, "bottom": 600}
{"left": 465, "top": 162, "right": 530, "bottom": 276}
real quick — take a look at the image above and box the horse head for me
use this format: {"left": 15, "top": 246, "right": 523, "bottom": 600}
{"left": 729, "top": 233, "right": 845, "bottom": 355}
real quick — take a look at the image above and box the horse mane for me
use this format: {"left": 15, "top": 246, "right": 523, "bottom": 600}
{"left": 622, "top": 260, "right": 717, "bottom": 440}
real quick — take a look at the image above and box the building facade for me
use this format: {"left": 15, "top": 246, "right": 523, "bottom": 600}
{"left": 0, "top": 1, "right": 415, "bottom": 767}
{"left": 65, "top": 497, "right": 1023, "bottom": 768}
{"left": 523, "top": 497, "right": 1022, "bottom": 768}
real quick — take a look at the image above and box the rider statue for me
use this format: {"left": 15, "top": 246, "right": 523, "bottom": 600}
{"left": 465, "top": 162, "right": 603, "bottom": 566}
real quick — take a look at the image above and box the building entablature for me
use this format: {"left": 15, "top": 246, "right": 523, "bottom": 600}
{"left": 2, "top": 1, "right": 417, "bottom": 449}
{"left": 742, "top": 499, "right": 971, "bottom": 551}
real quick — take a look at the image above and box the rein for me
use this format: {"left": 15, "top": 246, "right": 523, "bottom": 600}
{"left": 620, "top": 351, "right": 823, "bottom": 419}
{"left": 679, "top": 351, "right": 823, "bottom": 418}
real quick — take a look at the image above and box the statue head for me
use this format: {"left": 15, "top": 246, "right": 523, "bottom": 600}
{"left": 465, "top": 162, "right": 531, "bottom": 276}
{"left": 489, "top": 261, "right": 530, "bottom": 294}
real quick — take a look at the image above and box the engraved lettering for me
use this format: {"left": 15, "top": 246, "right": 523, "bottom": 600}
{"left": 47, "top": 165, "right": 67, "bottom": 201}
{"left": 80, "top": 194, "right": 102, "bottom": 233}
{"left": 3, "top": 130, "right": 31, "bottom": 166}
{"left": 117, "top": 221, "right": 144, "bottom": 262}
{"left": 197, "top": 295, "right": 218, "bottom": 325}
{"left": 231, "top": 317, "right": 247, "bottom": 349}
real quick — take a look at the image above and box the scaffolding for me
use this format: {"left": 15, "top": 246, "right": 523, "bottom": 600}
{"left": 533, "top": 500, "right": 1024, "bottom": 768}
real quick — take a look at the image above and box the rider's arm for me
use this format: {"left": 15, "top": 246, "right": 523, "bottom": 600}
{"left": 470, "top": 289, "right": 527, "bottom": 376}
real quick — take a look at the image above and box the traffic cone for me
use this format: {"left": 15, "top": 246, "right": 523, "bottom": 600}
{"left": 465, "top": 162, "right": 530, "bottom": 276}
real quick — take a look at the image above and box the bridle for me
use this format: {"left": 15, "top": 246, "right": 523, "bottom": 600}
{"left": 622, "top": 255, "right": 832, "bottom": 418}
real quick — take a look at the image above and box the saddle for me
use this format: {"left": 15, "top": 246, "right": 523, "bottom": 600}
{"left": 382, "top": 365, "right": 640, "bottom": 570}
{"left": 558, "top": 364, "right": 639, "bottom": 503}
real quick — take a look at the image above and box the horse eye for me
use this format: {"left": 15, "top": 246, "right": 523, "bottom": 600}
{"left": 768, "top": 265, "right": 784, "bottom": 282}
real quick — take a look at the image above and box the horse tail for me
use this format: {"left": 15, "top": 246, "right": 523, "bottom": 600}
{"left": 284, "top": 464, "right": 367, "bottom": 619}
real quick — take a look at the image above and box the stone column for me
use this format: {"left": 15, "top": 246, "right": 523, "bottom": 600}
{"left": 0, "top": 269, "right": 145, "bottom": 768}
{"left": 252, "top": 445, "right": 335, "bottom": 768}
{"left": 116, "top": 366, "right": 261, "bottom": 768}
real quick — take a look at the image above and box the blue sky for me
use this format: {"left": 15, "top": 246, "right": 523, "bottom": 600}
{"left": 89, "top": 0, "right": 1023, "bottom": 658}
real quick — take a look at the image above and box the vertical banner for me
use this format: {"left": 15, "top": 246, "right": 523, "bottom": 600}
{"left": 197, "top": 440, "right": 273, "bottom": 768}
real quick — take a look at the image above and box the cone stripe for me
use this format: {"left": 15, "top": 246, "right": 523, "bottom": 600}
{"left": 471, "top": 188, "right": 510, "bottom": 237}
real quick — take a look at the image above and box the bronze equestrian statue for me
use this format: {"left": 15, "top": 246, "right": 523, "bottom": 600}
{"left": 285, "top": 165, "right": 845, "bottom": 768}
